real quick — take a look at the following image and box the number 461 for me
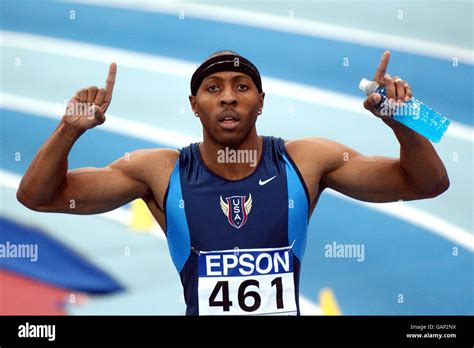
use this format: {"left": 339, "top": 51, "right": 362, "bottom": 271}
{"left": 209, "top": 277, "right": 283, "bottom": 312}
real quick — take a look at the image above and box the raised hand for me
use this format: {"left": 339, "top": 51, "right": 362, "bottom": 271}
{"left": 63, "top": 62, "right": 117, "bottom": 130}
{"left": 363, "top": 51, "right": 412, "bottom": 118}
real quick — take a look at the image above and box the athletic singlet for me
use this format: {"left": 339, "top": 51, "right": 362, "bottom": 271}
{"left": 164, "top": 136, "right": 310, "bottom": 315}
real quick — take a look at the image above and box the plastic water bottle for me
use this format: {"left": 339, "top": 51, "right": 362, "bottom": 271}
{"left": 359, "top": 78, "right": 450, "bottom": 143}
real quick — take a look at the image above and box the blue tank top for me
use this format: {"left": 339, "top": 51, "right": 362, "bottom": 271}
{"left": 164, "top": 136, "right": 310, "bottom": 315}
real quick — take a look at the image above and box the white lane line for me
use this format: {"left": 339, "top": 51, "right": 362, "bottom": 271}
{"left": 1, "top": 31, "right": 472, "bottom": 142}
{"left": 0, "top": 169, "right": 322, "bottom": 314}
{"left": 65, "top": 0, "right": 473, "bottom": 64}
{"left": 1, "top": 30, "right": 196, "bottom": 77}
{"left": 329, "top": 190, "right": 474, "bottom": 252}
{"left": 299, "top": 296, "right": 323, "bottom": 316}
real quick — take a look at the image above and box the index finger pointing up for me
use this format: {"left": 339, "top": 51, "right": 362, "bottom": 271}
{"left": 373, "top": 51, "right": 390, "bottom": 83}
{"left": 104, "top": 62, "right": 117, "bottom": 104}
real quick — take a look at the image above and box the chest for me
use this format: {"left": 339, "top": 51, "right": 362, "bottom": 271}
{"left": 179, "top": 171, "right": 291, "bottom": 251}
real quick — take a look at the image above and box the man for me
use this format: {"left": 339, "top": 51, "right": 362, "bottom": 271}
{"left": 17, "top": 50, "right": 449, "bottom": 315}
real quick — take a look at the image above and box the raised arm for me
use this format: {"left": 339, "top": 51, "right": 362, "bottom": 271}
{"left": 17, "top": 63, "right": 156, "bottom": 214}
{"left": 288, "top": 52, "right": 449, "bottom": 204}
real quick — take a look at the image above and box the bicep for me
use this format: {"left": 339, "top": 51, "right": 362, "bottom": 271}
{"left": 38, "top": 158, "right": 147, "bottom": 214}
{"left": 320, "top": 141, "right": 426, "bottom": 203}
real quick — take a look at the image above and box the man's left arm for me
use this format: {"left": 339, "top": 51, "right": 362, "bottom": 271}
{"left": 316, "top": 51, "right": 449, "bottom": 203}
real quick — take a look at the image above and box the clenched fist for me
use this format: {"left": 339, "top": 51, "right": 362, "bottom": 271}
{"left": 363, "top": 51, "right": 413, "bottom": 119}
{"left": 62, "top": 62, "right": 117, "bottom": 130}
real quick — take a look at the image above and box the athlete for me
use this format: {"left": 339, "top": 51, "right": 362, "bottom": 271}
{"left": 17, "top": 50, "right": 449, "bottom": 315}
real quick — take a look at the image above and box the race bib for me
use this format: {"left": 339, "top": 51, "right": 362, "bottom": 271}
{"left": 197, "top": 246, "right": 297, "bottom": 315}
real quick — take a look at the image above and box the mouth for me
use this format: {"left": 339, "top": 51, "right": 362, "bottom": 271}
{"left": 217, "top": 111, "right": 241, "bottom": 130}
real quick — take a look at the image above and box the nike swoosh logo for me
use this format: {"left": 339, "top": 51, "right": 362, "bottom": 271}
{"left": 259, "top": 175, "right": 277, "bottom": 186}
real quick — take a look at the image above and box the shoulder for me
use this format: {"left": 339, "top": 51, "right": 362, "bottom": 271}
{"left": 118, "top": 148, "right": 179, "bottom": 166}
{"left": 284, "top": 137, "right": 347, "bottom": 174}
{"left": 110, "top": 148, "right": 179, "bottom": 181}
{"left": 285, "top": 136, "right": 344, "bottom": 151}
{"left": 137, "top": 148, "right": 180, "bottom": 164}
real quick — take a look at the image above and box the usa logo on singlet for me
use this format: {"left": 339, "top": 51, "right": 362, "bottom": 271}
{"left": 219, "top": 194, "right": 252, "bottom": 229}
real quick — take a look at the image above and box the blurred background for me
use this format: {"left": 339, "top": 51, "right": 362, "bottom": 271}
{"left": 0, "top": 0, "right": 472, "bottom": 315}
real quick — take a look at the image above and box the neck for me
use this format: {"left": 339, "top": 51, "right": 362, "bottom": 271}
{"left": 199, "top": 129, "right": 263, "bottom": 180}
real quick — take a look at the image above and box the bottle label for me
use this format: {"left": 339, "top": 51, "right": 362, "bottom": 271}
{"left": 363, "top": 79, "right": 450, "bottom": 142}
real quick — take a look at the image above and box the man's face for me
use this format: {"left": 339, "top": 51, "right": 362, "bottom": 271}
{"left": 189, "top": 71, "right": 264, "bottom": 147}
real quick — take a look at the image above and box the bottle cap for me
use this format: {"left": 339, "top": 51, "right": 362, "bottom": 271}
{"left": 359, "top": 78, "right": 379, "bottom": 95}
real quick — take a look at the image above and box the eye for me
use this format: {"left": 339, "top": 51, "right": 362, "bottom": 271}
{"left": 207, "top": 85, "right": 219, "bottom": 92}
{"left": 237, "top": 84, "right": 249, "bottom": 91}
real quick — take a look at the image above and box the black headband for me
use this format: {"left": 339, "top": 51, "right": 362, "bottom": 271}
{"left": 190, "top": 54, "right": 263, "bottom": 96}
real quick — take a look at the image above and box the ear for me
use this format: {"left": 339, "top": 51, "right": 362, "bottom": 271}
{"left": 189, "top": 95, "right": 197, "bottom": 114}
{"left": 259, "top": 92, "right": 265, "bottom": 110}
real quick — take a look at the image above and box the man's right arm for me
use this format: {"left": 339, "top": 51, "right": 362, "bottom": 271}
{"left": 17, "top": 62, "right": 166, "bottom": 214}
{"left": 16, "top": 121, "right": 151, "bottom": 214}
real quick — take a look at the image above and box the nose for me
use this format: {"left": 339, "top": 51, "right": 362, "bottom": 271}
{"left": 219, "top": 86, "right": 237, "bottom": 106}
